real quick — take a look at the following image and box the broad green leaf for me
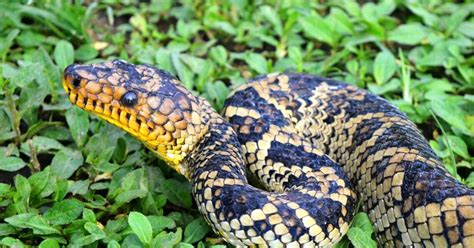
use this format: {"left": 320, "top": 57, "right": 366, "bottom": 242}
{"left": 5, "top": 214, "right": 61, "bottom": 235}
{"left": 39, "top": 239, "right": 60, "bottom": 248}
{"left": 260, "top": 5, "right": 283, "bottom": 36}
{"left": 446, "top": 135, "right": 470, "bottom": 159}
{"left": 0, "top": 156, "right": 26, "bottom": 172}
{"left": 128, "top": 212, "right": 153, "bottom": 245}
{"left": 351, "top": 212, "right": 374, "bottom": 234}
{"left": 107, "top": 240, "right": 121, "bottom": 248}
{"left": 0, "top": 237, "right": 26, "bottom": 248}
{"left": 53, "top": 40, "right": 74, "bottom": 70}
{"left": 299, "top": 13, "right": 339, "bottom": 46}
{"left": 162, "top": 179, "right": 192, "bottom": 208}
{"left": 148, "top": 216, "right": 176, "bottom": 235}
{"left": 209, "top": 46, "right": 228, "bottom": 66}
{"left": 29, "top": 167, "right": 53, "bottom": 199}
{"left": 22, "top": 136, "right": 64, "bottom": 154}
{"left": 244, "top": 53, "right": 268, "bottom": 74}
{"left": 50, "top": 148, "right": 83, "bottom": 179}
{"left": 0, "top": 224, "right": 16, "bottom": 236}
{"left": 431, "top": 100, "right": 471, "bottom": 136}
{"left": 347, "top": 227, "right": 377, "bottom": 248}
{"left": 152, "top": 228, "right": 182, "bottom": 248}
{"left": 75, "top": 44, "right": 98, "bottom": 61}
{"left": 388, "top": 23, "right": 426, "bottom": 45}
{"left": 184, "top": 218, "right": 209, "bottom": 243}
{"left": 373, "top": 51, "right": 396, "bottom": 85}
{"left": 328, "top": 8, "right": 354, "bottom": 35}
{"left": 65, "top": 106, "right": 89, "bottom": 147}
{"left": 44, "top": 199, "right": 84, "bottom": 225}
{"left": 368, "top": 79, "right": 401, "bottom": 95}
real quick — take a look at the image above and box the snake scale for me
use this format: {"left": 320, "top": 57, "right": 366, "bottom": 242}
{"left": 62, "top": 60, "right": 474, "bottom": 247}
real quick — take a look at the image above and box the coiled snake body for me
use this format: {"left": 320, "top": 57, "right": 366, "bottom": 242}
{"left": 63, "top": 60, "right": 474, "bottom": 247}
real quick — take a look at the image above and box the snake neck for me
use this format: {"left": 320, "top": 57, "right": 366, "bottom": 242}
{"left": 183, "top": 110, "right": 247, "bottom": 183}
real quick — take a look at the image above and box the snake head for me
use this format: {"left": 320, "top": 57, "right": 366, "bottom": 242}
{"left": 63, "top": 59, "right": 209, "bottom": 176}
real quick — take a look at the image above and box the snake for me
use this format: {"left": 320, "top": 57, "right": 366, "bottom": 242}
{"left": 62, "top": 59, "right": 474, "bottom": 247}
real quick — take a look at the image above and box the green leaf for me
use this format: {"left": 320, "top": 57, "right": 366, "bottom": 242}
{"left": 39, "top": 239, "right": 60, "bottom": 248}
{"left": 0, "top": 224, "right": 16, "bottom": 236}
{"left": 53, "top": 40, "right": 75, "bottom": 70}
{"left": 431, "top": 100, "right": 471, "bottom": 136}
{"left": 65, "top": 106, "right": 90, "bottom": 147}
{"left": 184, "top": 218, "right": 209, "bottom": 243}
{"left": 5, "top": 214, "right": 61, "bottom": 235}
{"left": 128, "top": 212, "right": 153, "bottom": 245}
{"left": 148, "top": 216, "right": 176, "bottom": 235}
{"left": 162, "top": 179, "right": 192, "bottom": 208}
{"left": 368, "top": 79, "right": 401, "bottom": 95}
{"left": 0, "top": 237, "right": 26, "bottom": 248}
{"left": 44, "top": 199, "right": 84, "bottom": 225}
{"left": 347, "top": 227, "right": 377, "bottom": 248}
{"left": 107, "top": 240, "right": 121, "bottom": 248}
{"left": 0, "top": 156, "right": 26, "bottom": 172}
{"left": 446, "top": 135, "right": 470, "bottom": 159}
{"left": 388, "top": 23, "right": 426, "bottom": 45}
{"left": 299, "top": 13, "right": 339, "bottom": 46}
{"left": 260, "top": 5, "right": 283, "bottom": 36}
{"left": 209, "top": 46, "right": 228, "bottom": 66}
{"left": 373, "top": 51, "right": 396, "bottom": 85}
{"left": 152, "top": 228, "right": 182, "bottom": 248}
{"left": 23, "top": 136, "right": 64, "bottom": 154}
{"left": 351, "top": 212, "right": 374, "bottom": 234}
{"left": 75, "top": 44, "right": 98, "bottom": 61}
{"left": 244, "top": 53, "right": 268, "bottom": 74}
{"left": 50, "top": 148, "right": 83, "bottom": 179}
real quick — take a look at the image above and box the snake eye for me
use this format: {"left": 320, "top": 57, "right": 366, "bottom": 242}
{"left": 121, "top": 91, "right": 138, "bottom": 107}
{"left": 72, "top": 78, "right": 81, "bottom": 88}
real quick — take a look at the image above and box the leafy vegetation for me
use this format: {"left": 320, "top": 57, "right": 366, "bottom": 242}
{"left": 0, "top": 0, "right": 473, "bottom": 247}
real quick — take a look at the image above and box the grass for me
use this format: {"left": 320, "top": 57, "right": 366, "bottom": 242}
{"left": 0, "top": 0, "right": 472, "bottom": 247}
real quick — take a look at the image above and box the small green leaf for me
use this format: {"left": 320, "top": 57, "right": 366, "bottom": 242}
{"left": 0, "top": 156, "right": 26, "bottom": 172}
{"left": 44, "top": 199, "right": 84, "bottom": 225}
{"left": 388, "top": 23, "right": 426, "bottom": 45}
{"left": 373, "top": 51, "right": 397, "bottom": 85}
{"left": 351, "top": 212, "right": 374, "bottom": 234}
{"left": 260, "top": 5, "right": 283, "bottom": 36}
{"left": 446, "top": 135, "right": 470, "bottom": 159}
{"left": 38, "top": 239, "right": 60, "bottom": 248}
{"left": 0, "top": 224, "right": 16, "bottom": 236}
{"left": 50, "top": 148, "right": 83, "bottom": 179}
{"left": 148, "top": 216, "right": 176, "bottom": 235}
{"left": 162, "top": 179, "right": 192, "bottom": 208}
{"left": 184, "top": 218, "right": 209, "bottom": 243}
{"left": 299, "top": 13, "right": 339, "bottom": 46}
{"left": 128, "top": 212, "right": 153, "bottom": 245}
{"left": 431, "top": 100, "right": 471, "bottom": 136}
{"left": 53, "top": 40, "right": 75, "bottom": 70}
{"left": 244, "top": 53, "right": 268, "bottom": 74}
{"left": 209, "top": 46, "right": 228, "bottom": 66}
{"left": 152, "top": 228, "right": 182, "bottom": 248}
{"left": 107, "top": 240, "right": 121, "bottom": 248}
{"left": 65, "top": 106, "right": 90, "bottom": 147}
{"left": 347, "top": 227, "right": 377, "bottom": 248}
{"left": 75, "top": 44, "right": 98, "bottom": 61}
{"left": 5, "top": 214, "right": 61, "bottom": 235}
{"left": 0, "top": 237, "right": 26, "bottom": 248}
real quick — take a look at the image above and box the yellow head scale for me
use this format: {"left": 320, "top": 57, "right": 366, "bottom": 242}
{"left": 62, "top": 59, "right": 209, "bottom": 177}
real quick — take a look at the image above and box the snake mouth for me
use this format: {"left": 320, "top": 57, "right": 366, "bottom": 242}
{"left": 62, "top": 77, "right": 147, "bottom": 135}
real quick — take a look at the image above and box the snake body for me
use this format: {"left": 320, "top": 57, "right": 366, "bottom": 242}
{"left": 63, "top": 60, "right": 474, "bottom": 247}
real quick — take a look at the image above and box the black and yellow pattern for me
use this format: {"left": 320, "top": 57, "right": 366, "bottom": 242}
{"left": 63, "top": 60, "right": 474, "bottom": 247}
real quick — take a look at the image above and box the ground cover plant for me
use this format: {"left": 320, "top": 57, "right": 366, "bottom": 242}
{"left": 0, "top": 0, "right": 472, "bottom": 247}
